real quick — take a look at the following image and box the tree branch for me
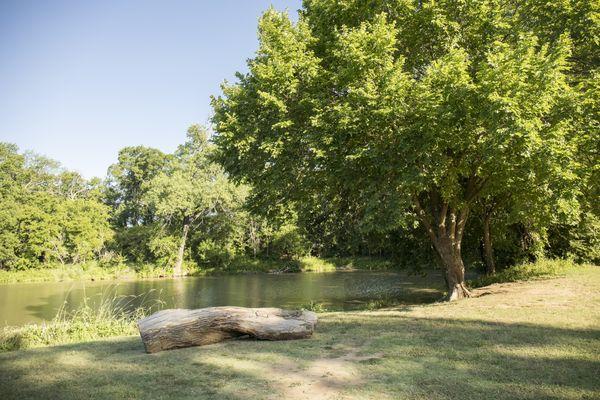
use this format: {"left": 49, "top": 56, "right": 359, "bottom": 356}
{"left": 455, "top": 207, "right": 470, "bottom": 248}
{"left": 413, "top": 194, "right": 438, "bottom": 244}
{"left": 448, "top": 209, "right": 457, "bottom": 242}
{"left": 438, "top": 202, "right": 448, "bottom": 237}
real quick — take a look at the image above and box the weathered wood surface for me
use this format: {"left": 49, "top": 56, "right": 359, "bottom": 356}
{"left": 137, "top": 306, "right": 318, "bottom": 353}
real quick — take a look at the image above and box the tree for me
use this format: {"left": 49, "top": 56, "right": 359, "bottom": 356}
{"left": 212, "top": 2, "right": 578, "bottom": 300}
{"left": 0, "top": 143, "right": 113, "bottom": 269}
{"left": 144, "top": 126, "right": 246, "bottom": 276}
{"left": 106, "top": 146, "right": 170, "bottom": 227}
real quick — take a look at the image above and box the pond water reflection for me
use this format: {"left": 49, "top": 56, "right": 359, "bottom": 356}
{"left": 0, "top": 271, "right": 445, "bottom": 326}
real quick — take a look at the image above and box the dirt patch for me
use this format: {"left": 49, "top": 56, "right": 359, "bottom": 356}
{"left": 266, "top": 349, "right": 385, "bottom": 400}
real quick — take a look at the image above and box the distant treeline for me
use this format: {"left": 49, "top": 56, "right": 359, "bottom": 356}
{"left": 0, "top": 129, "right": 311, "bottom": 274}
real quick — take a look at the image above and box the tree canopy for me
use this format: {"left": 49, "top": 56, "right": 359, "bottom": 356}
{"left": 212, "top": 0, "right": 596, "bottom": 299}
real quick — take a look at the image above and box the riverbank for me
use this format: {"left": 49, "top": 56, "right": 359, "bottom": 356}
{"left": 1, "top": 264, "right": 598, "bottom": 399}
{"left": 0, "top": 259, "right": 587, "bottom": 350}
{"left": 0, "top": 256, "right": 396, "bottom": 284}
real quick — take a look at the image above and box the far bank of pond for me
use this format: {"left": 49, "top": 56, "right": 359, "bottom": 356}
{"left": 0, "top": 257, "right": 399, "bottom": 284}
{"left": 0, "top": 270, "right": 445, "bottom": 326}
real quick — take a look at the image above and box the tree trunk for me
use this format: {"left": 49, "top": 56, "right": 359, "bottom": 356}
{"left": 414, "top": 195, "right": 472, "bottom": 301}
{"left": 173, "top": 219, "right": 190, "bottom": 277}
{"left": 434, "top": 237, "right": 471, "bottom": 301}
{"left": 482, "top": 213, "right": 495, "bottom": 275}
{"left": 137, "top": 307, "right": 318, "bottom": 353}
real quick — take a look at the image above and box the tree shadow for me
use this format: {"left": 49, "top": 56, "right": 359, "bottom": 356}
{"left": 1, "top": 313, "right": 598, "bottom": 399}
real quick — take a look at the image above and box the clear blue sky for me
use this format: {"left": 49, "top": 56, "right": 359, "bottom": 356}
{"left": 0, "top": 0, "right": 302, "bottom": 178}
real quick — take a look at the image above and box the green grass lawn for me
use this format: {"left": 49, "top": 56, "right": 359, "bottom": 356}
{"left": 1, "top": 265, "right": 599, "bottom": 400}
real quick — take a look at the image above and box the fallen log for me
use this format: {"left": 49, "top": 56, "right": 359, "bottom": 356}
{"left": 137, "top": 306, "right": 318, "bottom": 353}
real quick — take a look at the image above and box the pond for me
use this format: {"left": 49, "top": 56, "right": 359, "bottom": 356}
{"left": 0, "top": 270, "right": 445, "bottom": 326}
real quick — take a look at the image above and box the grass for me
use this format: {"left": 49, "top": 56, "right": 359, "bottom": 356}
{"left": 204, "top": 256, "right": 398, "bottom": 274}
{"left": 0, "top": 262, "right": 174, "bottom": 284}
{"left": 0, "top": 262, "right": 598, "bottom": 399}
{"left": 298, "top": 256, "right": 396, "bottom": 272}
{"left": 468, "top": 258, "right": 583, "bottom": 288}
{"left": 0, "top": 256, "right": 400, "bottom": 283}
{"left": 0, "top": 291, "right": 161, "bottom": 352}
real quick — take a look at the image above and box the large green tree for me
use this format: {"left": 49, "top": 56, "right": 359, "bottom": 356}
{"left": 144, "top": 126, "right": 246, "bottom": 276}
{"left": 106, "top": 146, "right": 170, "bottom": 227}
{"left": 212, "top": 1, "right": 581, "bottom": 299}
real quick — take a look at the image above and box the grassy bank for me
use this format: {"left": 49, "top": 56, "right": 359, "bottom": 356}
{"left": 202, "top": 256, "right": 397, "bottom": 274}
{"left": 0, "top": 265, "right": 598, "bottom": 399}
{"left": 0, "top": 256, "right": 398, "bottom": 284}
{"left": 0, "top": 262, "right": 174, "bottom": 284}
{"left": 468, "top": 258, "right": 583, "bottom": 288}
{"left": 0, "top": 293, "right": 160, "bottom": 352}
{"left": 0, "top": 259, "right": 589, "bottom": 352}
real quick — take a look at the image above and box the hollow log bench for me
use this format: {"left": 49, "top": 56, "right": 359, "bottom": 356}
{"left": 137, "top": 306, "right": 318, "bottom": 353}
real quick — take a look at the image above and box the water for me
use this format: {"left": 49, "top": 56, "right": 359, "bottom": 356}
{"left": 0, "top": 271, "right": 445, "bottom": 326}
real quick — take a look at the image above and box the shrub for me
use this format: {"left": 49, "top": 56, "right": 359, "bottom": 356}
{"left": 269, "top": 224, "right": 311, "bottom": 260}
{"left": 195, "top": 239, "right": 238, "bottom": 268}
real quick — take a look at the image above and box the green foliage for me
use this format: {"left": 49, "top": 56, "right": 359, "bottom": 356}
{"left": 297, "top": 257, "right": 337, "bottom": 272}
{"left": 0, "top": 262, "right": 127, "bottom": 284}
{"left": 194, "top": 238, "right": 238, "bottom": 267}
{"left": 212, "top": 0, "right": 597, "bottom": 283}
{"left": 139, "top": 125, "right": 251, "bottom": 272}
{"left": 301, "top": 300, "right": 328, "bottom": 313}
{"left": 1, "top": 1, "right": 597, "bottom": 281}
{"left": 111, "top": 225, "right": 156, "bottom": 264}
{"left": 148, "top": 233, "right": 180, "bottom": 267}
{"left": 547, "top": 213, "right": 600, "bottom": 264}
{"left": 105, "top": 125, "right": 314, "bottom": 272}
{"left": 268, "top": 223, "right": 311, "bottom": 260}
{"left": 105, "top": 146, "right": 170, "bottom": 227}
{"left": 0, "top": 256, "right": 402, "bottom": 282}
{"left": 0, "top": 143, "right": 114, "bottom": 270}
{"left": 297, "top": 256, "right": 398, "bottom": 272}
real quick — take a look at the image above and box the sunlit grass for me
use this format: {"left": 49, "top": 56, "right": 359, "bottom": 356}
{"left": 468, "top": 258, "right": 585, "bottom": 288}
{"left": 0, "top": 261, "right": 175, "bottom": 284}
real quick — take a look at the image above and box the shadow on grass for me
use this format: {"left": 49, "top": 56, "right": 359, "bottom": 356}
{"left": 0, "top": 315, "right": 598, "bottom": 400}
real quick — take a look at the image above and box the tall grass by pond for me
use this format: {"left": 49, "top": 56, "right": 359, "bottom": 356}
{"left": 210, "top": 256, "right": 397, "bottom": 274}
{"left": 0, "top": 261, "right": 175, "bottom": 284}
{"left": 0, "top": 256, "right": 399, "bottom": 284}
{"left": 0, "top": 289, "right": 162, "bottom": 352}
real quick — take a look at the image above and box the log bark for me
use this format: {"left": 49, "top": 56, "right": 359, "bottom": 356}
{"left": 137, "top": 306, "right": 318, "bottom": 353}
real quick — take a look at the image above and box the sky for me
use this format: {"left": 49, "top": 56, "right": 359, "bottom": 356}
{"left": 0, "top": 0, "right": 302, "bottom": 178}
